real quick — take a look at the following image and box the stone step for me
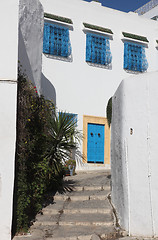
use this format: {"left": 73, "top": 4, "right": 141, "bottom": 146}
{"left": 62, "top": 185, "right": 110, "bottom": 192}
{"left": 43, "top": 208, "right": 111, "bottom": 215}
{"left": 46, "top": 235, "right": 93, "bottom": 240}
{"left": 35, "top": 220, "right": 113, "bottom": 227}
{"left": 54, "top": 194, "right": 107, "bottom": 201}
{"left": 60, "top": 212, "right": 113, "bottom": 223}
{"left": 68, "top": 189, "right": 109, "bottom": 196}
{"left": 44, "top": 225, "right": 116, "bottom": 240}
{"left": 65, "top": 198, "right": 111, "bottom": 210}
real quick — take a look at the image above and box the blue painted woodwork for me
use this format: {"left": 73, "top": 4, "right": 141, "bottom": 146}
{"left": 124, "top": 42, "right": 148, "bottom": 72}
{"left": 58, "top": 112, "right": 78, "bottom": 125}
{"left": 86, "top": 33, "right": 112, "bottom": 65}
{"left": 87, "top": 123, "right": 104, "bottom": 164}
{"left": 43, "top": 22, "right": 71, "bottom": 57}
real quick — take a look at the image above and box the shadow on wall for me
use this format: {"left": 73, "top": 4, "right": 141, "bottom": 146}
{"left": 41, "top": 73, "right": 56, "bottom": 105}
{"left": 18, "top": 27, "right": 36, "bottom": 87}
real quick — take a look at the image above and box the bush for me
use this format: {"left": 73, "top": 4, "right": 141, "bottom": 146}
{"left": 12, "top": 69, "right": 82, "bottom": 235}
{"left": 12, "top": 70, "right": 61, "bottom": 235}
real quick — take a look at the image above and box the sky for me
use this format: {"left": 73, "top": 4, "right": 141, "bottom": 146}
{"left": 83, "top": 0, "right": 151, "bottom": 12}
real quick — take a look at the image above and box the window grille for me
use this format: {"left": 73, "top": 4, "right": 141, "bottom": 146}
{"left": 43, "top": 22, "right": 71, "bottom": 57}
{"left": 58, "top": 112, "right": 78, "bottom": 125}
{"left": 86, "top": 33, "right": 112, "bottom": 65}
{"left": 124, "top": 42, "right": 148, "bottom": 72}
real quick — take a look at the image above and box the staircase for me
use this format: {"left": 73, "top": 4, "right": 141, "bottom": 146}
{"left": 13, "top": 171, "right": 121, "bottom": 240}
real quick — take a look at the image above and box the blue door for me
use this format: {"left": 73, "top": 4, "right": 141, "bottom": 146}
{"left": 87, "top": 123, "right": 105, "bottom": 164}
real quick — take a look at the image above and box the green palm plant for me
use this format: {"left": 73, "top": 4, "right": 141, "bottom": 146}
{"left": 46, "top": 111, "right": 82, "bottom": 174}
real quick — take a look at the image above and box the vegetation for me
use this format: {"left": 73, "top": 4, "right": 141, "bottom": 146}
{"left": 44, "top": 12, "right": 73, "bottom": 24}
{"left": 83, "top": 22, "right": 113, "bottom": 34}
{"left": 122, "top": 32, "right": 149, "bottom": 43}
{"left": 12, "top": 69, "right": 81, "bottom": 235}
{"left": 106, "top": 97, "right": 112, "bottom": 127}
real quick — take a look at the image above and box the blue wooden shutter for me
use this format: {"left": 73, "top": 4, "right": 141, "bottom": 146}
{"left": 43, "top": 23, "right": 51, "bottom": 54}
{"left": 86, "top": 34, "right": 92, "bottom": 62}
{"left": 61, "top": 28, "right": 69, "bottom": 57}
{"left": 50, "top": 24, "right": 55, "bottom": 55}
{"left": 86, "top": 33, "right": 112, "bottom": 65}
{"left": 124, "top": 42, "right": 148, "bottom": 72}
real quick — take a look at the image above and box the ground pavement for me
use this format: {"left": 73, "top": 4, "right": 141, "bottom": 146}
{"left": 13, "top": 170, "right": 156, "bottom": 240}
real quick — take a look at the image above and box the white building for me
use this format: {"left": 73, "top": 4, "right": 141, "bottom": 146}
{"left": 111, "top": 71, "right": 158, "bottom": 238}
{"left": 0, "top": 1, "right": 19, "bottom": 239}
{"left": 1, "top": 0, "right": 158, "bottom": 238}
{"left": 0, "top": 0, "right": 44, "bottom": 239}
{"left": 40, "top": 0, "right": 158, "bottom": 170}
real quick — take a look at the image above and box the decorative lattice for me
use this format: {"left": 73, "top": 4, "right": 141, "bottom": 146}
{"left": 59, "top": 112, "right": 78, "bottom": 126}
{"left": 86, "top": 33, "right": 112, "bottom": 65}
{"left": 43, "top": 22, "right": 71, "bottom": 57}
{"left": 124, "top": 42, "right": 148, "bottom": 72}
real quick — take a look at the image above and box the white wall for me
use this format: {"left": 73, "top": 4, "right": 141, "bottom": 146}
{"left": 0, "top": 1, "right": 19, "bottom": 80}
{"left": 0, "top": 1, "right": 19, "bottom": 239}
{"left": 111, "top": 71, "right": 158, "bottom": 237}
{"left": 39, "top": 0, "right": 158, "bottom": 165}
{"left": 18, "top": 0, "right": 44, "bottom": 93}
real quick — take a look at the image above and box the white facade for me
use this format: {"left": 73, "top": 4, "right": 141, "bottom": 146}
{"left": 0, "top": 1, "right": 19, "bottom": 239}
{"left": 111, "top": 72, "right": 158, "bottom": 237}
{"left": 40, "top": 0, "right": 158, "bottom": 169}
{"left": 0, "top": 0, "right": 44, "bottom": 239}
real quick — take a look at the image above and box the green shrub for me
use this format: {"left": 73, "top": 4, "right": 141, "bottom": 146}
{"left": 106, "top": 97, "right": 112, "bottom": 127}
{"left": 12, "top": 70, "right": 60, "bottom": 234}
{"left": 12, "top": 70, "right": 81, "bottom": 235}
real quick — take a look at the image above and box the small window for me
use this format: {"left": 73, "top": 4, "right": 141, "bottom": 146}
{"left": 43, "top": 22, "right": 71, "bottom": 57}
{"left": 151, "top": 15, "right": 158, "bottom": 21}
{"left": 58, "top": 112, "right": 78, "bottom": 126}
{"left": 86, "top": 33, "right": 112, "bottom": 65}
{"left": 124, "top": 42, "right": 148, "bottom": 72}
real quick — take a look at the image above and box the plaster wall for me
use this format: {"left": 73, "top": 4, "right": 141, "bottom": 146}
{"left": 0, "top": 83, "right": 18, "bottom": 240}
{"left": 111, "top": 72, "right": 158, "bottom": 237}
{"left": 0, "top": 1, "right": 19, "bottom": 239}
{"left": 0, "top": 1, "right": 19, "bottom": 80}
{"left": 18, "top": 0, "right": 44, "bottom": 93}
{"left": 40, "top": 0, "right": 158, "bottom": 169}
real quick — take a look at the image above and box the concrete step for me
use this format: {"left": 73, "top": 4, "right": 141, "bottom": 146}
{"left": 35, "top": 220, "right": 113, "bottom": 227}
{"left": 54, "top": 194, "right": 107, "bottom": 201}
{"left": 62, "top": 185, "right": 110, "bottom": 192}
{"left": 46, "top": 236, "right": 92, "bottom": 240}
{"left": 35, "top": 211, "right": 113, "bottom": 227}
{"left": 43, "top": 208, "right": 111, "bottom": 215}
{"left": 60, "top": 212, "right": 113, "bottom": 223}
{"left": 44, "top": 225, "right": 116, "bottom": 240}
{"left": 68, "top": 189, "right": 110, "bottom": 196}
{"left": 65, "top": 198, "right": 111, "bottom": 210}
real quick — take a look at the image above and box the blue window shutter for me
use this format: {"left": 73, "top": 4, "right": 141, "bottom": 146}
{"left": 61, "top": 28, "right": 69, "bottom": 57}
{"left": 43, "top": 23, "right": 50, "bottom": 53}
{"left": 124, "top": 42, "right": 148, "bottom": 72}
{"left": 86, "top": 33, "right": 112, "bottom": 65}
{"left": 43, "top": 22, "right": 71, "bottom": 58}
{"left": 50, "top": 24, "right": 55, "bottom": 55}
{"left": 58, "top": 112, "right": 78, "bottom": 126}
{"left": 86, "top": 34, "right": 92, "bottom": 62}
{"left": 124, "top": 42, "right": 128, "bottom": 69}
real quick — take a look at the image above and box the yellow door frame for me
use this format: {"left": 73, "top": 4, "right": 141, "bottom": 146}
{"left": 83, "top": 115, "right": 110, "bottom": 165}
